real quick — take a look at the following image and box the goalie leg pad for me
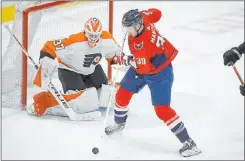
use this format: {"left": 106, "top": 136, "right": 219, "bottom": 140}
{"left": 32, "top": 87, "right": 99, "bottom": 116}
{"left": 68, "top": 87, "right": 100, "bottom": 114}
{"left": 97, "top": 84, "right": 116, "bottom": 108}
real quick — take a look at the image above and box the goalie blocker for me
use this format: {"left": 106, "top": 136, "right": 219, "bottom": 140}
{"left": 27, "top": 59, "right": 115, "bottom": 119}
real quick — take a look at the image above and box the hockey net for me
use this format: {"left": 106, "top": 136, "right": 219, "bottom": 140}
{"left": 2, "top": 1, "right": 114, "bottom": 109}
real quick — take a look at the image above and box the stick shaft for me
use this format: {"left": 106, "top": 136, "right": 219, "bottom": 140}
{"left": 233, "top": 65, "right": 244, "bottom": 85}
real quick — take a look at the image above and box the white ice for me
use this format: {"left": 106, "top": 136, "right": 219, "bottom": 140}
{"left": 2, "top": 1, "right": 244, "bottom": 160}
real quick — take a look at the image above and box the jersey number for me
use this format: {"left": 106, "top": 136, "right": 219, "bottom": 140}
{"left": 135, "top": 58, "right": 146, "bottom": 65}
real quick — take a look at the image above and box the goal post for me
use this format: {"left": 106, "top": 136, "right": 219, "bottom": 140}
{"left": 2, "top": 1, "right": 114, "bottom": 109}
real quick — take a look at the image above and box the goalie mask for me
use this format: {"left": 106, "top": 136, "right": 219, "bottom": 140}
{"left": 84, "top": 17, "right": 102, "bottom": 48}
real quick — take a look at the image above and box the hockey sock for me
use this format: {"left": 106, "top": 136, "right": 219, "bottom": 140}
{"left": 154, "top": 105, "right": 190, "bottom": 143}
{"left": 114, "top": 105, "right": 128, "bottom": 124}
{"left": 114, "top": 87, "right": 134, "bottom": 124}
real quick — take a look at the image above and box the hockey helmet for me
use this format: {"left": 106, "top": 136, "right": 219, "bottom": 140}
{"left": 84, "top": 17, "right": 102, "bottom": 47}
{"left": 122, "top": 9, "right": 143, "bottom": 37}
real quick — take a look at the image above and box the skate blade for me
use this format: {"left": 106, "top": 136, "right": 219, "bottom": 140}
{"left": 181, "top": 148, "right": 202, "bottom": 157}
{"left": 105, "top": 125, "right": 125, "bottom": 135}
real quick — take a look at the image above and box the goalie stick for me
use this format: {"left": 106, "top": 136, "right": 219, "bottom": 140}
{"left": 4, "top": 25, "right": 101, "bottom": 121}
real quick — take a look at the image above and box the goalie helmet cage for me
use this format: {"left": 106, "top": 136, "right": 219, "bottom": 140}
{"left": 2, "top": 0, "right": 114, "bottom": 109}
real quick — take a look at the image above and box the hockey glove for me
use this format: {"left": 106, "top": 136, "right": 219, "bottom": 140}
{"left": 240, "top": 85, "right": 244, "bottom": 96}
{"left": 112, "top": 55, "right": 135, "bottom": 66}
{"left": 223, "top": 47, "right": 242, "bottom": 66}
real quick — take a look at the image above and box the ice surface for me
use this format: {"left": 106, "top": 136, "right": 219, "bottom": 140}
{"left": 2, "top": 1, "right": 244, "bottom": 160}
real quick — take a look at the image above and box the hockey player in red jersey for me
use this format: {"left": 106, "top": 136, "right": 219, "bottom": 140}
{"left": 105, "top": 9, "right": 201, "bottom": 157}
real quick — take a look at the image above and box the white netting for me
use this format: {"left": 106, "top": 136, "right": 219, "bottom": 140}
{"left": 2, "top": 1, "right": 112, "bottom": 108}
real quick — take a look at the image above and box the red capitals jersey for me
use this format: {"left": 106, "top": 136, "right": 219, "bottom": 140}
{"left": 128, "top": 8, "right": 178, "bottom": 75}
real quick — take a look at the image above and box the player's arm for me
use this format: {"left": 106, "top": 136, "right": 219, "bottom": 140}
{"left": 238, "top": 42, "right": 245, "bottom": 54}
{"left": 98, "top": 31, "right": 134, "bottom": 67}
{"left": 40, "top": 33, "right": 79, "bottom": 62}
{"left": 100, "top": 31, "right": 122, "bottom": 62}
{"left": 40, "top": 40, "right": 60, "bottom": 61}
{"left": 33, "top": 39, "right": 65, "bottom": 88}
{"left": 141, "top": 8, "right": 162, "bottom": 24}
{"left": 100, "top": 31, "right": 133, "bottom": 66}
{"left": 33, "top": 35, "right": 75, "bottom": 88}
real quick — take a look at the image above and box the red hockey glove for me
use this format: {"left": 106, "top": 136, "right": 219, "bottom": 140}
{"left": 113, "top": 55, "right": 134, "bottom": 66}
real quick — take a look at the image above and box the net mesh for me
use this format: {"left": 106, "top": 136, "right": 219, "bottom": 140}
{"left": 2, "top": 1, "right": 111, "bottom": 109}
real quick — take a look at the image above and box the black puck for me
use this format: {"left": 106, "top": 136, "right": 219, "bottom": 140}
{"left": 92, "top": 147, "right": 99, "bottom": 154}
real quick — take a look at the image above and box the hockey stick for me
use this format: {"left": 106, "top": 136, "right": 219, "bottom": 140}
{"left": 4, "top": 25, "right": 101, "bottom": 121}
{"left": 103, "top": 32, "right": 127, "bottom": 126}
{"left": 232, "top": 65, "right": 244, "bottom": 85}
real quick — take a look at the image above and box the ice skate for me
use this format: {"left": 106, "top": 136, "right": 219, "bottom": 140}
{"left": 179, "top": 138, "right": 201, "bottom": 157}
{"left": 105, "top": 122, "right": 126, "bottom": 135}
